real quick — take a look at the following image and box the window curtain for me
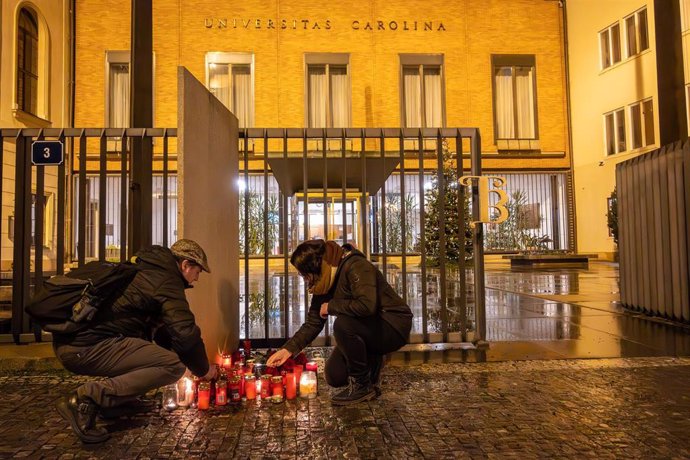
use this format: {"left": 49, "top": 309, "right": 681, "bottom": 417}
{"left": 232, "top": 65, "right": 252, "bottom": 128}
{"left": 424, "top": 66, "right": 442, "bottom": 127}
{"left": 515, "top": 66, "right": 535, "bottom": 138}
{"left": 209, "top": 63, "right": 231, "bottom": 111}
{"left": 330, "top": 66, "right": 350, "bottom": 128}
{"left": 495, "top": 67, "right": 514, "bottom": 138}
{"left": 403, "top": 67, "right": 422, "bottom": 127}
{"left": 109, "top": 64, "right": 130, "bottom": 128}
{"left": 308, "top": 65, "right": 327, "bottom": 128}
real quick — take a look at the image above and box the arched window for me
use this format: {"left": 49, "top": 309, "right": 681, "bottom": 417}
{"left": 16, "top": 8, "right": 39, "bottom": 115}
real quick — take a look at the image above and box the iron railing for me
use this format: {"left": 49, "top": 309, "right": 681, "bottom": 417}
{"left": 0, "top": 127, "right": 175, "bottom": 343}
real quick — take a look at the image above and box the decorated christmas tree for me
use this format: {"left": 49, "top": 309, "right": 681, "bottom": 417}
{"left": 423, "top": 140, "right": 473, "bottom": 266}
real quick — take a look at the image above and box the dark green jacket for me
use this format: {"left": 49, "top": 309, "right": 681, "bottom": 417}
{"left": 56, "top": 246, "right": 210, "bottom": 377}
{"left": 284, "top": 248, "right": 413, "bottom": 354}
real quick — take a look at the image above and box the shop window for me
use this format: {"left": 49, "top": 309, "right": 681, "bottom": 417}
{"left": 400, "top": 54, "right": 444, "bottom": 128}
{"left": 305, "top": 54, "right": 350, "bottom": 128}
{"left": 16, "top": 8, "right": 38, "bottom": 115}
{"left": 625, "top": 8, "right": 649, "bottom": 58}
{"left": 599, "top": 22, "right": 621, "bottom": 69}
{"left": 492, "top": 55, "right": 539, "bottom": 150}
{"left": 604, "top": 108, "right": 626, "bottom": 155}
{"left": 206, "top": 52, "right": 254, "bottom": 128}
{"left": 629, "top": 98, "right": 655, "bottom": 149}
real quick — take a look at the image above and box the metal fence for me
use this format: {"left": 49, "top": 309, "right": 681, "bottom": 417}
{"left": 617, "top": 139, "right": 690, "bottom": 322}
{"left": 0, "top": 128, "right": 175, "bottom": 343}
{"left": 236, "top": 127, "right": 486, "bottom": 348}
{"left": 1, "top": 126, "right": 501, "bottom": 347}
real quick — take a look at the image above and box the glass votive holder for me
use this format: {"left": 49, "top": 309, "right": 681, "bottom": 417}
{"left": 299, "top": 371, "right": 317, "bottom": 399}
{"left": 162, "top": 384, "right": 178, "bottom": 411}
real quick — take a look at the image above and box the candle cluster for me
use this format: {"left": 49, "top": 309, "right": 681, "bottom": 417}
{"left": 162, "top": 341, "right": 320, "bottom": 411}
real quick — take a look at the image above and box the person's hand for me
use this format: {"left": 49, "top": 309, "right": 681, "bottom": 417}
{"left": 320, "top": 302, "right": 329, "bottom": 319}
{"left": 202, "top": 364, "right": 218, "bottom": 381}
{"left": 266, "top": 348, "right": 292, "bottom": 367}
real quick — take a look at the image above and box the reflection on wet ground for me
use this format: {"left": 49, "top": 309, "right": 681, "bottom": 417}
{"left": 241, "top": 260, "right": 690, "bottom": 363}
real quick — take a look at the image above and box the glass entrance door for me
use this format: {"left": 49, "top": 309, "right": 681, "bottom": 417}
{"left": 297, "top": 197, "right": 359, "bottom": 247}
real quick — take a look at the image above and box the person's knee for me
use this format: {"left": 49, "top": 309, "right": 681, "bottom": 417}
{"left": 168, "top": 361, "right": 186, "bottom": 381}
{"left": 325, "top": 360, "right": 348, "bottom": 388}
{"left": 333, "top": 316, "right": 357, "bottom": 340}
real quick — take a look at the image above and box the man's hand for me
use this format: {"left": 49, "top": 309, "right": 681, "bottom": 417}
{"left": 266, "top": 348, "right": 291, "bottom": 367}
{"left": 202, "top": 365, "right": 218, "bottom": 381}
{"left": 319, "top": 302, "right": 329, "bottom": 319}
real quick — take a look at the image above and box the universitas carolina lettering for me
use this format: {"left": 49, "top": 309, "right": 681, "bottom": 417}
{"left": 203, "top": 18, "right": 446, "bottom": 31}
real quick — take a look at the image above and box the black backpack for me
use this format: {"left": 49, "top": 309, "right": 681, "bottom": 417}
{"left": 26, "top": 261, "right": 140, "bottom": 334}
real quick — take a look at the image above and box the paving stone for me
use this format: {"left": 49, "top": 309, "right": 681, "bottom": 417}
{"left": 1, "top": 358, "right": 690, "bottom": 458}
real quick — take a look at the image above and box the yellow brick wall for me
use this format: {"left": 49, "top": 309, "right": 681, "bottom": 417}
{"left": 75, "top": 0, "right": 570, "bottom": 170}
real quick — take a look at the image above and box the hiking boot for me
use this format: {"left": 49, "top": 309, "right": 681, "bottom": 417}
{"left": 56, "top": 392, "right": 110, "bottom": 444}
{"left": 331, "top": 377, "right": 376, "bottom": 406}
{"left": 98, "top": 397, "right": 156, "bottom": 419}
{"left": 370, "top": 355, "right": 385, "bottom": 397}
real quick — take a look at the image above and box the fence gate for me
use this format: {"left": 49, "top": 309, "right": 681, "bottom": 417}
{"left": 236, "top": 127, "right": 487, "bottom": 348}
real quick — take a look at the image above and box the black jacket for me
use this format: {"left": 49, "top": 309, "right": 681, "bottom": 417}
{"left": 55, "top": 246, "right": 210, "bottom": 377}
{"left": 284, "top": 248, "right": 413, "bottom": 354}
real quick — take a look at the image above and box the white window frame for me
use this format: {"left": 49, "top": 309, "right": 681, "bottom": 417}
{"left": 105, "top": 51, "right": 131, "bottom": 129}
{"left": 599, "top": 22, "right": 622, "bottom": 70}
{"left": 399, "top": 54, "right": 446, "bottom": 129}
{"left": 624, "top": 7, "right": 649, "bottom": 58}
{"left": 13, "top": 5, "right": 51, "bottom": 123}
{"left": 682, "top": 0, "right": 690, "bottom": 32}
{"left": 604, "top": 108, "right": 626, "bottom": 156}
{"left": 205, "top": 52, "right": 255, "bottom": 128}
{"left": 628, "top": 98, "right": 655, "bottom": 150}
{"left": 304, "top": 53, "right": 351, "bottom": 129}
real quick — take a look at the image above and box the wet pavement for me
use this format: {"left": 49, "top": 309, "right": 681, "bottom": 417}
{"left": 3, "top": 357, "right": 690, "bottom": 458}
{"left": 3, "top": 261, "right": 690, "bottom": 458}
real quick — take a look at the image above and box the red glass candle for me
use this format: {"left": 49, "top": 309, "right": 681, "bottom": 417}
{"left": 271, "top": 376, "right": 284, "bottom": 398}
{"left": 305, "top": 361, "right": 318, "bottom": 373}
{"left": 285, "top": 372, "right": 297, "bottom": 400}
{"left": 245, "top": 375, "right": 257, "bottom": 400}
{"left": 260, "top": 375, "right": 271, "bottom": 399}
{"left": 197, "top": 382, "right": 210, "bottom": 410}
{"left": 215, "top": 378, "right": 227, "bottom": 406}
{"left": 293, "top": 364, "right": 303, "bottom": 392}
{"left": 229, "top": 377, "right": 241, "bottom": 403}
{"left": 221, "top": 353, "right": 232, "bottom": 370}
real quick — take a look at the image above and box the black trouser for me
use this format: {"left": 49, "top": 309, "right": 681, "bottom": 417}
{"left": 325, "top": 315, "right": 406, "bottom": 387}
{"left": 54, "top": 336, "right": 186, "bottom": 408}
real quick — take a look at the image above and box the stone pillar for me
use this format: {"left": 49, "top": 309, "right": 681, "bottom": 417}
{"left": 177, "top": 67, "right": 239, "bottom": 361}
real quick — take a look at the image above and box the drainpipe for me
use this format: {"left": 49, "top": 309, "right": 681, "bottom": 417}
{"left": 561, "top": 0, "right": 578, "bottom": 253}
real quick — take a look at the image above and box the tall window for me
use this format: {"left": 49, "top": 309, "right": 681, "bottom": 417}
{"left": 400, "top": 55, "right": 444, "bottom": 128}
{"left": 305, "top": 54, "right": 350, "bottom": 128}
{"left": 16, "top": 8, "right": 39, "bottom": 115}
{"left": 106, "top": 52, "right": 130, "bottom": 128}
{"left": 604, "top": 108, "right": 626, "bottom": 155}
{"left": 492, "top": 55, "right": 538, "bottom": 140}
{"left": 599, "top": 22, "right": 622, "bottom": 69}
{"left": 629, "top": 99, "right": 655, "bottom": 149}
{"left": 206, "top": 52, "right": 254, "bottom": 128}
{"left": 625, "top": 8, "right": 649, "bottom": 58}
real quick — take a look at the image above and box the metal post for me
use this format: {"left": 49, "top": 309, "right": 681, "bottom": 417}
{"left": 470, "top": 131, "right": 487, "bottom": 347}
{"left": 11, "top": 134, "right": 32, "bottom": 343}
{"left": 128, "top": 0, "right": 153, "bottom": 255}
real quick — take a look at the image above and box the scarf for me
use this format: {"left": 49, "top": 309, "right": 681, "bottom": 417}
{"left": 309, "top": 241, "right": 345, "bottom": 295}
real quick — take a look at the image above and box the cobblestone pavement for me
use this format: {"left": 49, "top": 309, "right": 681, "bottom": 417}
{"left": 2, "top": 357, "right": 690, "bottom": 459}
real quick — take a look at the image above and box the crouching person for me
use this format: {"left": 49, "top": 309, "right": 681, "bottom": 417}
{"left": 53, "top": 239, "right": 217, "bottom": 443}
{"left": 267, "top": 239, "right": 412, "bottom": 405}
